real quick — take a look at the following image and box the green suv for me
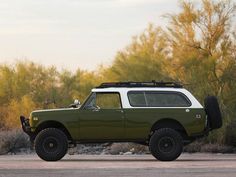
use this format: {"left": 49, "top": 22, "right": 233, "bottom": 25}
{"left": 20, "top": 81, "right": 222, "bottom": 161}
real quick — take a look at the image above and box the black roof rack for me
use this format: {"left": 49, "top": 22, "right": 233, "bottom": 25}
{"left": 96, "top": 81, "right": 183, "bottom": 88}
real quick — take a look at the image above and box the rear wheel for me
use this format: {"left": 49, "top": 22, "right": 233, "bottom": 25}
{"left": 35, "top": 128, "right": 68, "bottom": 161}
{"left": 149, "top": 128, "right": 183, "bottom": 161}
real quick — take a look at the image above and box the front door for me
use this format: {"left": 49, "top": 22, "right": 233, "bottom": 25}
{"left": 79, "top": 92, "right": 125, "bottom": 140}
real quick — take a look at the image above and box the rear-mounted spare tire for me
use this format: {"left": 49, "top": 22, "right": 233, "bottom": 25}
{"left": 204, "top": 96, "right": 222, "bottom": 130}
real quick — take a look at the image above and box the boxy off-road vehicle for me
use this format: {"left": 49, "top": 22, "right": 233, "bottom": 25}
{"left": 20, "top": 81, "right": 222, "bottom": 161}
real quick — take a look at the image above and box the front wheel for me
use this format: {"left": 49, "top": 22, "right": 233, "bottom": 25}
{"left": 149, "top": 128, "right": 183, "bottom": 161}
{"left": 35, "top": 128, "right": 68, "bottom": 161}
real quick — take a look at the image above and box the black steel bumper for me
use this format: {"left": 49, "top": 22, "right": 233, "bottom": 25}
{"left": 20, "top": 116, "right": 33, "bottom": 137}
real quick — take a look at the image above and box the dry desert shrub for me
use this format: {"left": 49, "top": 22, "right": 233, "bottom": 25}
{"left": 200, "top": 144, "right": 235, "bottom": 153}
{"left": 0, "top": 129, "right": 31, "bottom": 155}
{"left": 108, "top": 143, "right": 149, "bottom": 155}
{"left": 184, "top": 141, "right": 235, "bottom": 153}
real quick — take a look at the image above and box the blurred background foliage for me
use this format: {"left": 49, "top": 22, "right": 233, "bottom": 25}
{"left": 0, "top": 0, "right": 236, "bottom": 146}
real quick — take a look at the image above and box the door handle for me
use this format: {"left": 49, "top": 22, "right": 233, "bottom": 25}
{"left": 92, "top": 108, "right": 100, "bottom": 112}
{"left": 116, "top": 110, "right": 124, "bottom": 113}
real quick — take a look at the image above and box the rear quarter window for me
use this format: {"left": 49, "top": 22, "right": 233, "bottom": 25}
{"left": 128, "top": 91, "right": 191, "bottom": 107}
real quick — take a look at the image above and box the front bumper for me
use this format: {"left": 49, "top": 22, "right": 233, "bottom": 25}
{"left": 20, "top": 116, "right": 34, "bottom": 138}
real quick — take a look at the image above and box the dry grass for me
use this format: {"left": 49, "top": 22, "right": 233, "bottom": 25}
{"left": 0, "top": 129, "right": 31, "bottom": 155}
{"left": 108, "top": 143, "right": 149, "bottom": 155}
{"left": 184, "top": 141, "right": 236, "bottom": 153}
{"left": 0, "top": 129, "right": 235, "bottom": 155}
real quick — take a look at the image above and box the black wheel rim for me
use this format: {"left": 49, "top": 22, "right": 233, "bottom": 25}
{"left": 158, "top": 136, "right": 175, "bottom": 153}
{"left": 42, "top": 136, "right": 59, "bottom": 153}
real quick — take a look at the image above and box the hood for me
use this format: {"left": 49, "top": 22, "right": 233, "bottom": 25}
{"left": 31, "top": 107, "right": 80, "bottom": 116}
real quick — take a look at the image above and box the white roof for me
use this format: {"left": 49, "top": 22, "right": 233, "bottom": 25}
{"left": 91, "top": 87, "right": 203, "bottom": 108}
{"left": 92, "top": 87, "right": 185, "bottom": 92}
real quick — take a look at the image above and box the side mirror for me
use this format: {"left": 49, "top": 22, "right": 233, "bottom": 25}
{"left": 69, "top": 99, "right": 81, "bottom": 108}
{"left": 74, "top": 99, "right": 80, "bottom": 105}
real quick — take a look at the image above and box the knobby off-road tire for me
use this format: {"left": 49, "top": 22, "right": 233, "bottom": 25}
{"left": 149, "top": 128, "right": 183, "bottom": 161}
{"left": 35, "top": 128, "right": 68, "bottom": 161}
{"left": 204, "top": 96, "right": 222, "bottom": 130}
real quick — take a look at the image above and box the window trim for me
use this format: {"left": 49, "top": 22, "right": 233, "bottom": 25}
{"left": 127, "top": 91, "right": 192, "bottom": 108}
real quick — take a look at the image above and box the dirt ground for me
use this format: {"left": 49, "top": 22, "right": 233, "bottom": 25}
{"left": 1, "top": 153, "right": 236, "bottom": 177}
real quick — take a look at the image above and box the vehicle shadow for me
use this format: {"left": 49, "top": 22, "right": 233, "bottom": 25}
{"left": 61, "top": 159, "right": 156, "bottom": 162}
{"left": 61, "top": 158, "right": 236, "bottom": 162}
{"left": 177, "top": 159, "right": 236, "bottom": 162}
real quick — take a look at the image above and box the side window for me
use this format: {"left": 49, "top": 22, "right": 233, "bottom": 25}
{"left": 96, "top": 93, "right": 121, "bottom": 109}
{"left": 83, "top": 93, "right": 96, "bottom": 109}
{"left": 128, "top": 91, "right": 191, "bottom": 107}
{"left": 145, "top": 92, "right": 191, "bottom": 107}
{"left": 127, "top": 91, "right": 147, "bottom": 107}
{"left": 84, "top": 92, "right": 122, "bottom": 109}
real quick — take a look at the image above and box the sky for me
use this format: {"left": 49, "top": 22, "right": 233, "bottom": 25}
{"left": 0, "top": 0, "right": 184, "bottom": 71}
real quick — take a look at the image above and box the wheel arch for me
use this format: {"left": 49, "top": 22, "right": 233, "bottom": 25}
{"left": 34, "top": 121, "right": 73, "bottom": 141}
{"left": 150, "top": 118, "right": 189, "bottom": 138}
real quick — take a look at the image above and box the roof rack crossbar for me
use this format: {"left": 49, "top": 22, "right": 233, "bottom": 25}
{"left": 96, "top": 81, "right": 183, "bottom": 88}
